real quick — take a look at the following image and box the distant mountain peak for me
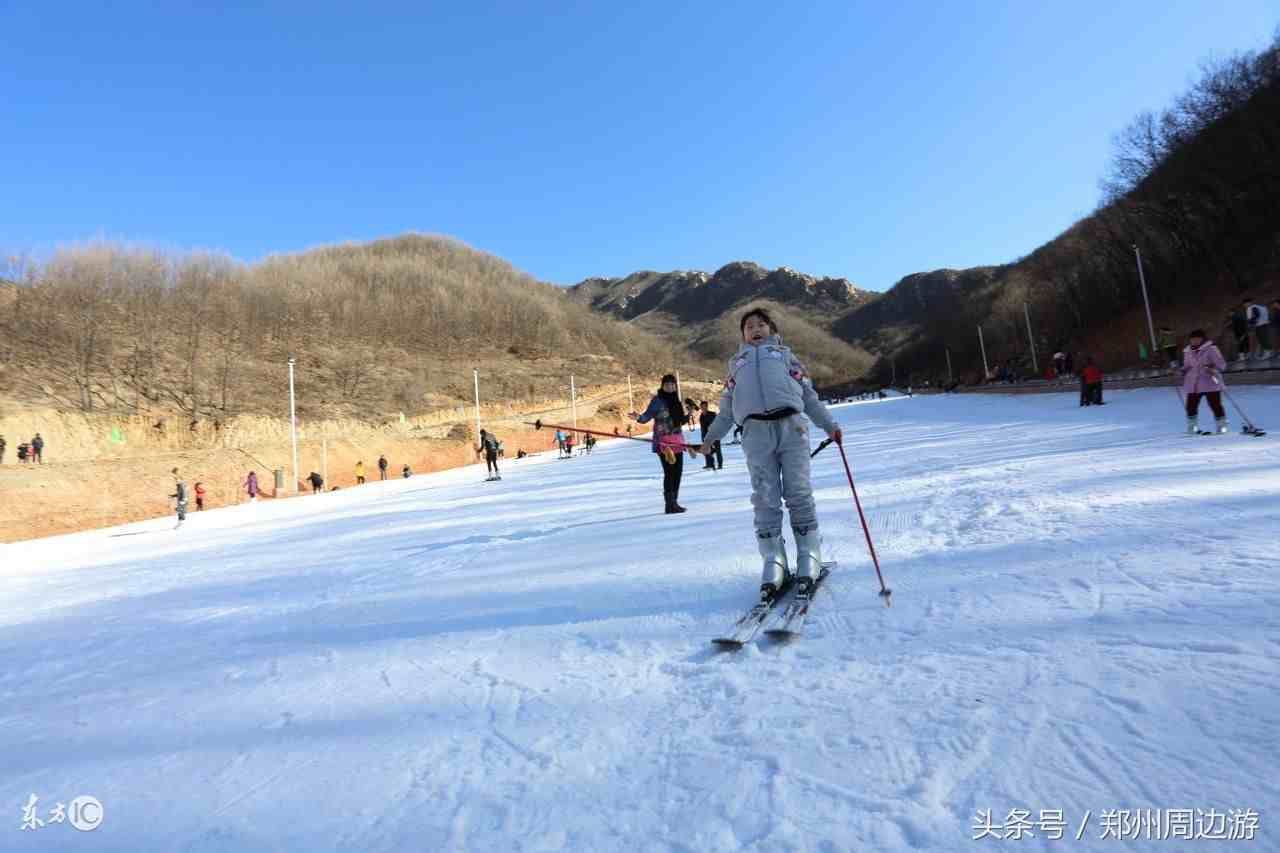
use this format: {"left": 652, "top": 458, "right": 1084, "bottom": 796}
{"left": 569, "top": 261, "right": 873, "bottom": 328}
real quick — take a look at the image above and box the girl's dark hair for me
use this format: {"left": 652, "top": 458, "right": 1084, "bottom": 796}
{"left": 1188, "top": 328, "right": 1206, "bottom": 339}
{"left": 660, "top": 373, "right": 677, "bottom": 385}
{"left": 740, "top": 308, "right": 776, "bottom": 335}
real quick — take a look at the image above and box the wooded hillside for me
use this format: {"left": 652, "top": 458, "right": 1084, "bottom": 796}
{"left": 0, "top": 235, "right": 708, "bottom": 422}
{"left": 839, "top": 32, "right": 1280, "bottom": 386}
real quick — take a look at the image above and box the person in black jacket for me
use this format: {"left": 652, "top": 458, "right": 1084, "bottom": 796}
{"left": 699, "top": 400, "right": 722, "bottom": 470}
{"left": 31, "top": 433, "right": 44, "bottom": 464}
{"left": 631, "top": 374, "right": 692, "bottom": 514}
{"left": 307, "top": 471, "right": 324, "bottom": 494}
{"left": 478, "top": 429, "right": 501, "bottom": 480}
{"left": 0, "top": 434, "right": 5, "bottom": 464}
{"left": 378, "top": 455, "right": 389, "bottom": 480}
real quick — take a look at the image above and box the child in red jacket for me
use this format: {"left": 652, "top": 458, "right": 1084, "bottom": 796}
{"left": 1080, "top": 358, "right": 1104, "bottom": 406}
{"left": 194, "top": 482, "right": 207, "bottom": 511}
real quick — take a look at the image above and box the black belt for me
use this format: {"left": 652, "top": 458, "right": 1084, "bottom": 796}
{"left": 746, "top": 408, "right": 798, "bottom": 422}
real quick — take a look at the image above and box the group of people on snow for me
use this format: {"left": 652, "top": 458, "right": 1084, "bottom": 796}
{"left": 1226, "top": 296, "right": 1278, "bottom": 362}
{"left": 168, "top": 469, "right": 205, "bottom": 524}
{"left": 0, "top": 432, "right": 45, "bottom": 465}
{"left": 168, "top": 452, "right": 416, "bottom": 522}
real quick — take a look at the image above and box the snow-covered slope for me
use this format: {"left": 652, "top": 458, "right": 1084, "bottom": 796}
{"left": 4, "top": 388, "right": 1278, "bottom": 851}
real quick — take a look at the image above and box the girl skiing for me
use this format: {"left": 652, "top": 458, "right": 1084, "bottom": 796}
{"left": 700, "top": 308, "right": 843, "bottom": 600}
{"left": 631, "top": 374, "right": 692, "bottom": 514}
{"left": 1182, "top": 328, "right": 1229, "bottom": 434}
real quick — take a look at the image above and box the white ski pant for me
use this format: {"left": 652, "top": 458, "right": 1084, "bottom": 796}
{"left": 741, "top": 414, "right": 818, "bottom": 536}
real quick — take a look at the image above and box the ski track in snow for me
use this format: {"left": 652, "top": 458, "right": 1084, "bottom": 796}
{"left": 2, "top": 388, "right": 1279, "bottom": 851}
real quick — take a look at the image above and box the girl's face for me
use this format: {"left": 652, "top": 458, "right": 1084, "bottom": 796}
{"left": 742, "top": 315, "right": 772, "bottom": 344}
{"left": 662, "top": 380, "right": 677, "bottom": 393}
{"left": 1189, "top": 336, "right": 1204, "bottom": 348}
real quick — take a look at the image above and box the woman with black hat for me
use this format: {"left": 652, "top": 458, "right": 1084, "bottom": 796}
{"left": 630, "top": 374, "right": 690, "bottom": 514}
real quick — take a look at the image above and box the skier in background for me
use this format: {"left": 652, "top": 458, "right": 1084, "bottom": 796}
{"left": 1182, "top": 328, "right": 1229, "bottom": 435}
{"left": 1245, "top": 295, "right": 1273, "bottom": 359}
{"left": 699, "top": 400, "right": 722, "bottom": 471}
{"left": 1080, "top": 357, "right": 1104, "bottom": 406}
{"left": 699, "top": 308, "right": 842, "bottom": 601}
{"left": 31, "top": 433, "right": 44, "bottom": 463}
{"left": 355, "top": 460, "right": 366, "bottom": 484}
{"left": 244, "top": 470, "right": 259, "bottom": 502}
{"left": 1158, "top": 326, "right": 1179, "bottom": 368}
{"left": 1230, "top": 303, "right": 1251, "bottom": 361}
{"left": 378, "top": 454, "right": 389, "bottom": 480}
{"left": 478, "top": 429, "right": 501, "bottom": 480}
{"left": 170, "top": 468, "right": 189, "bottom": 525}
{"left": 194, "top": 481, "right": 206, "bottom": 511}
{"left": 308, "top": 471, "right": 324, "bottom": 494}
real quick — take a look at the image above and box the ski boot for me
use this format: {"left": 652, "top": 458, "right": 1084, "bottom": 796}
{"left": 792, "top": 525, "right": 823, "bottom": 597}
{"left": 756, "top": 531, "right": 791, "bottom": 601}
{"left": 1216, "top": 417, "right": 1229, "bottom": 435}
{"left": 1187, "top": 415, "right": 1199, "bottom": 435}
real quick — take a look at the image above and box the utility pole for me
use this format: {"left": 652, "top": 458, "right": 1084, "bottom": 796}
{"left": 627, "top": 375, "right": 634, "bottom": 414}
{"left": 977, "top": 326, "right": 990, "bottom": 380}
{"left": 946, "top": 347, "right": 953, "bottom": 383}
{"left": 473, "top": 368, "right": 482, "bottom": 439}
{"left": 287, "top": 356, "right": 299, "bottom": 493}
{"left": 1024, "top": 302, "right": 1039, "bottom": 373}
{"left": 1133, "top": 245, "right": 1159, "bottom": 359}
{"left": 570, "top": 374, "right": 578, "bottom": 429}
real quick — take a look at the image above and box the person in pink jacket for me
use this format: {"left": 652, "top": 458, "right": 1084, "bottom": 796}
{"left": 1182, "top": 328, "right": 1229, "bottom": 434}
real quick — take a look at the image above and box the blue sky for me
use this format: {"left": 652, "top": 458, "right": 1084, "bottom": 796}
{"left": 2, "top": 1, "right": 1276, "bottom": 290}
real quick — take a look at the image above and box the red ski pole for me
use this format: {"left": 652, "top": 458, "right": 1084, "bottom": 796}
{"left": 528, "top": 419, "right": 702, "bottom": 461}
{"left": 834, "top": 438, "right": 892, "bottom": 607}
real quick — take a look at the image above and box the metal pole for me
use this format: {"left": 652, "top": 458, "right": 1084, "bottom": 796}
{"left": 891, "top": 358, "right": 896, "bottom": 387}
{"left": 570, "top": 374, "right": 578, "bottom": 429}
{"left": 946, "top": 348, "right": 953, "bottom": 383}
{"left": 1024, "top": 302, "right": 1039, "bottom": 373}
{"left": 287, "top": 357, "right": 299, "bottom": 493}
{"left": 627, "top": 375, "right": 634, "bottom": 413}
{"left": 977, "top": 326, "right": 990, "bottom": 380}
{"left": 1133, "top": 245, "right": 1159, "bottom": 358}
{"left": 675, "top": 370, "right": 682, "bottom": 404}
{"left": 321, "top": 437, "right": 327, "bottom": 490}
{"left": 473, "top": 368, "right": 482, "bottom": 439}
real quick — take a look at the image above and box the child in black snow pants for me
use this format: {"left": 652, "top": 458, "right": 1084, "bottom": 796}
{"left": 478, "top": 429, "right": 501, "bottom": 479}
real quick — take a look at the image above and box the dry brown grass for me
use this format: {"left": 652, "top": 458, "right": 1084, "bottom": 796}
{"left": 0, "top": 235, "right": 715, "bottom": 424}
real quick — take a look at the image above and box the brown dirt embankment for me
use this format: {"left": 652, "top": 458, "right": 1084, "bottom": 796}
{"left": 0, "top": 382, "right": 720, "bottom": 543}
